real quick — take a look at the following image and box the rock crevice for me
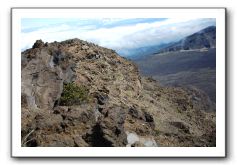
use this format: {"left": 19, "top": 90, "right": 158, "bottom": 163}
{"left": 21, "top": 39, "right": 216, "bottom": 147}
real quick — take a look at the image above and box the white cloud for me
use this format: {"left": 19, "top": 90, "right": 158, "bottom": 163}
{"left": 21, "top": 18, "right": 216, "bottom": 52}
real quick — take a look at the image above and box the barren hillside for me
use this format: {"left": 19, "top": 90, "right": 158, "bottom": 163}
{"left": 21, "top": 39, "right": 215, "bottom": 147}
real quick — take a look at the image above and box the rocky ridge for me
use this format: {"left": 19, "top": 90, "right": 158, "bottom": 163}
{"left": 157, "top": 26, "right": 216, "bottom": 53}
{"left": 21, "top": 39, "right": 216, "bottom": 147}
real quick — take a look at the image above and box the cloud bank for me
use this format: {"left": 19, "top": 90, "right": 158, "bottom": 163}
{"left": 21, "top": 18, "right": 216, "bottom": 56}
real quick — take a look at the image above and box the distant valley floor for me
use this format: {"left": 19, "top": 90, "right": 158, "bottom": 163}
{"left": 134, "top": 48, "right": 216, "bottom": 111}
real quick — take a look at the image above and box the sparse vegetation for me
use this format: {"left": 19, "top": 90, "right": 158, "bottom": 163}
{"left": 21, "top": 37, "right": 216, "bottom": 147}
{"left": 59, "top": 82, "right": 90, "bottom": 106}
{"left": 21, "top": 129, "right": 35, "bottom": 147}
{"left": 155, "top": 129, "right": 160, "bottom": 136}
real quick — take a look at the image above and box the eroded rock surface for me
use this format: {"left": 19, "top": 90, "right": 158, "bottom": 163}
{"left": 21, "top": 39, "right": 216, "bottom": 147}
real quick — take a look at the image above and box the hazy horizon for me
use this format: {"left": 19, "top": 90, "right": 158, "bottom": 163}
{"left": 21, "top": 18, "right": 216, "bottom": 56}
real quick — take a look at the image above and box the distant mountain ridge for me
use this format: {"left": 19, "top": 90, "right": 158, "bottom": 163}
{"left": 134, "top": 26, "right": 216, "bottom": 105}
{"left": 156, "top": 26, "right": 216, "bottom": 54}
{"left": 126, "top": 26, "right": 216, "bottom": 59}
{"left": 117, "top": 43, "right": 174, "bottom": 59}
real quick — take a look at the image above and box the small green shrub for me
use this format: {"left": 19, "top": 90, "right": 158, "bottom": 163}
{"left": 155, "top": 129, "right": 160, "bottom": 136}
{"left": 59, "top": 82, "right": 90, "bottom": 106}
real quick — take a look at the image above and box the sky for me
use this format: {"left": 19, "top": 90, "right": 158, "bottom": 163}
{"left": 21, "top": 18, "right": 216, "bottom": 56}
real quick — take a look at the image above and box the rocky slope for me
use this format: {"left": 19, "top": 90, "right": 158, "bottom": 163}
{"left": 21, "top": 39, "right": 216, "bottom": 147}
{"left": 157, "top": 26, "right": 216, "bottom": 53}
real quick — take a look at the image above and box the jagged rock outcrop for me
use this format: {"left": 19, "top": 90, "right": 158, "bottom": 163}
{"left": 21, "top": 39, "right": 216, "bottom": 147}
